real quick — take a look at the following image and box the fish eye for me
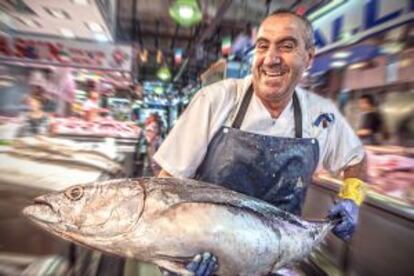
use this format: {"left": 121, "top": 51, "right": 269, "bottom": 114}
{"left": 65, "top": 186, "right": 84, "bottom": 201}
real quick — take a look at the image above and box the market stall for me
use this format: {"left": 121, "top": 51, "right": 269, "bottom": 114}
{"left": 0, "top": 29, "right": 146, "bottom": 274}
{"left": 0, "top": 0, "right": 413, "bottom": 275}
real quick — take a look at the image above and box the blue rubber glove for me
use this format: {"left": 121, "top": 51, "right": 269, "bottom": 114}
{"left": 186, "top": 252, "right": 217, "bottom": 276}
{"left": 162, "top": 252, "right": 218, "bottom": 276}
{"left": 328, "top": 199, "right": 359, "bottom": 241}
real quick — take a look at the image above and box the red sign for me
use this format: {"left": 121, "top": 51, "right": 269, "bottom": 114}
{"left": 0, "top": 34, "right": 132, "bottom": 71}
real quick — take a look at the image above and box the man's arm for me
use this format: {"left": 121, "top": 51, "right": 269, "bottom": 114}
{"left": 343, "top": 155, "right": 368, "bottom": 181}
{"left": 356, "top": 128, "right": 372, "bottom": 137}
{"left": 328, "top": 154, "right": 368, "bottom": 241}
{"left": 158, "top": 169, "right": 172, "bottom": 177}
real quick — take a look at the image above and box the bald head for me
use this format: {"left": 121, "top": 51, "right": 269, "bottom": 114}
{"left": 262, "top": 9, "right": 314, "bottom": 49}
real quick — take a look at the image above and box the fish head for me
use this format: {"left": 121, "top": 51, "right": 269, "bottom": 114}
{"left": 23, "top": 179, "right": 145, "bottom": 248}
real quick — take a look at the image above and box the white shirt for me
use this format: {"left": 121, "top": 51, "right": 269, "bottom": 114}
{"left": 154, "top": 75, "right": 364, "bottom": 178}
{"left": 83, "top": 99, "right": 99, "bottom": 111}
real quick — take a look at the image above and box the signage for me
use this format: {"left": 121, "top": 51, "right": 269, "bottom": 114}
{"left": 312, "top": 0, "right": 414, "bottom": 53}
{"left": 174, "top": 48, "right": 183, "bottom": 65}
{"left": 0, "top": 34, "right": 132, "bottom": 71}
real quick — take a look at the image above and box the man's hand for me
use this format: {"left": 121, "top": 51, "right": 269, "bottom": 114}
{"left": 162, "top": 252, "right": 218, "bottom": 276}
{"left": 328, "top": 199, "right": 359, "bottom": 241}
{"left": 158, "top": 169, "right": 172, "bottom": 177}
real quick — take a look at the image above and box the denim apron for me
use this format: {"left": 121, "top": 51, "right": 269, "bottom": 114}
{"left": 195, "top": 86, "right": 319, "bottom": 215}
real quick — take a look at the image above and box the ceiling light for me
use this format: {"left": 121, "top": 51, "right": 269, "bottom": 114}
{"left": 44, "top": 7, "right": 70, "bottom": 19}
{"left": 349, "top": 62, "right": 367, "bottom": 70}
{"left": 332, "top": 51, "right": 351, "bottom": 59}
{"left": 16, "top": 17, "right": 41, "bottom": 28}
{"left": 157, "top": 66, "right": 172, "bottom": 81}
{"left": 178, "top": 6, "right": 194, "bottom": 19}
{"left": 330, "top": 61, "right": 347, "bottom": 68}
{"left": 72, "top": 0, "right": 89, "bottom": 5}
{"left": 380, "top": 43, "right": 403, "bottom": 54}
{"left": 94, "top": 33, "right": 108, "bottom": 42}
{"left": 169, "top": 0, "right": 202, "bottom": 27}
{"left": 86, "top": 22, "right": 103, "bottom": 33}
{"left": 60, "top": 28, "right": 75, "bottom": 38}
{"left": 154, "top": 86, "right": 164, "bottom": 95}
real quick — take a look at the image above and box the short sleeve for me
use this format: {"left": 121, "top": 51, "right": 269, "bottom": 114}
{"left": 153, "top": 91, "right": 211, "bottom": 178}
{"left": 322, "top": 104, "right": 365, "bottom": 175}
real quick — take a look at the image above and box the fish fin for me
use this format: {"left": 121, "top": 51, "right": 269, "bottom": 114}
{"left": 154, "top": 254, "right": 193, "bottom": 263}
{"left": 306, "top": 217, "right": 341, "bottom": 227}
{"left": 153, "top": 259, "right": 193, "bottom": 276}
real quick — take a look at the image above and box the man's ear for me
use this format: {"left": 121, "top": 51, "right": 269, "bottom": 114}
{"left": 306, "top": 47, "right": 316, "bottom": 69}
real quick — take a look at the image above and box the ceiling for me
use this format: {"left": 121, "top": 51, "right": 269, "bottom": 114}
{"left": 117, "top": 0, "right": 328, "bottom": 87}
{"left": 0, "top": 0, "right": 112, "bottom": 41}
{"left": 0, "top": 0, "right": 331, "bottom": 90}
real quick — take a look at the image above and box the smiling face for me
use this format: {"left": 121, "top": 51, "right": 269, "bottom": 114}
{"left": 252, "top": 14, "right": 315, "bottom": 105}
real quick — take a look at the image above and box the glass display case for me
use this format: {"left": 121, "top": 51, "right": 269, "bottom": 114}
{"left": 304, "top": 146, "right": 414, "bottom": 276}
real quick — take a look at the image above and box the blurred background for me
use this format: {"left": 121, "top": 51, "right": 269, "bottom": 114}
{"left": 0, "top": 0, "right": 412, "bottom": 275}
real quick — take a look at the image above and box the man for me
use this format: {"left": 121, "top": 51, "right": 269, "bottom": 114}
{"left": 154, "top": 9, "right": 367, "bottom": 275}
{"left": 357, "top": 94, "right": 385, "bottom": 145}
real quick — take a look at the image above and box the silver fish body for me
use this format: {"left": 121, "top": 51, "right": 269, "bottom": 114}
{"left": 23, "top": 177, "right": 333, "bottom": 276}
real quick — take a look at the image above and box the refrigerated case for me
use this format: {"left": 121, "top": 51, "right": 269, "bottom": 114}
{"left": 302, "top": 147, "right": 414, "bottom": 276}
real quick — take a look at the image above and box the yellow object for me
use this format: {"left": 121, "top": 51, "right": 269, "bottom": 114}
{"left": 338, "top": 178, "right": 367, "bottom": 205}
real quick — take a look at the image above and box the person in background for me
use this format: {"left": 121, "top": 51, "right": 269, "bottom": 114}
{"left": 30, "top": 85, "right": 57, "bottom": 114}
{"left": 19, "top": 97, "right": 49, "bottom": 136}
{"left": 143, "top": 114, "right": 163, "bottom": 176}
{"left": 82, "top": 81, "right": 102, "bottom": 121}
{"left": 357, "top": 94, "right": 386, "bottom": 145}
{"left": 154, "top": 9, "right": 367, "bottom": 275}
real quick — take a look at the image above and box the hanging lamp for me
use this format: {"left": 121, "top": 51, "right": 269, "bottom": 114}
{"left": 157, "top": 65, "right": 172, "bottom": 81}
{"left": 169, "top": 0, "right": 202, "bottom": 27}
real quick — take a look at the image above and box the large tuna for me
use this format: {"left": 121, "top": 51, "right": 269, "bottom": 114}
{"left": 23, "top": 177, "right": 335, "bottom": 275}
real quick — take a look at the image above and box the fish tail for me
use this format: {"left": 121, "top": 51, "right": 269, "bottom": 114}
{"left": 307, "top": 217, "right": 342, "bottom": 228}
{"left": 305, "top": 219, "right": 335, "bottom": 242}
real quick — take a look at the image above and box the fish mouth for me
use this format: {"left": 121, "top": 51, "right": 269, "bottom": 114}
{"left": 23, "top": 197, "right": 61, "bottom": 225}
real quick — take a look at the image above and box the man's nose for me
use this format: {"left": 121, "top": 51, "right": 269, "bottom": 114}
{"left": 263, "top": 47, "right": 282, "bottom": 65}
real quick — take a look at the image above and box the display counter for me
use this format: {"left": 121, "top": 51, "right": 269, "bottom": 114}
{"left": 0, "top": 135, "right": 138, "bottom": 274}
{"left": 50, "top": 134, "right": 138, "bottom": 177}
{"left": 302, "top": 175, "right": 414, "bottom": 276}
{"left": 0, "top": 136, "right": 124, "bottom": 251}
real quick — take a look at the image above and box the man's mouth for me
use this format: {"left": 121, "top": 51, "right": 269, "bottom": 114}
{"left": 261, "top": 69, "right": 287, "bottom": 78}
{"left": 263, "top": 71, "right": 282, "bottom": 77}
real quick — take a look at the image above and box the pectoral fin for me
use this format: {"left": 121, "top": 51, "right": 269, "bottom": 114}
{"left": 153, "top": 259, "right": 193, "bottom": 276}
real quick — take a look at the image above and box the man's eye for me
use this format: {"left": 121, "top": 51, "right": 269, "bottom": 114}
{"left": 280, "top": 42, "right": 295, "bottom": 50}
{"left": 256, "top": 43, "right": 268, "bottom": 50}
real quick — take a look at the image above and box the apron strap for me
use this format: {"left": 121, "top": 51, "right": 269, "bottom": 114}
{"left": 232, "top": 85, "right": 303, "bottom": 139}
{"left": 293, "top": 92, "right": 302, "bottom": 139}
{"left": 231, "top": 85, "right": 253, "bottom": 129}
